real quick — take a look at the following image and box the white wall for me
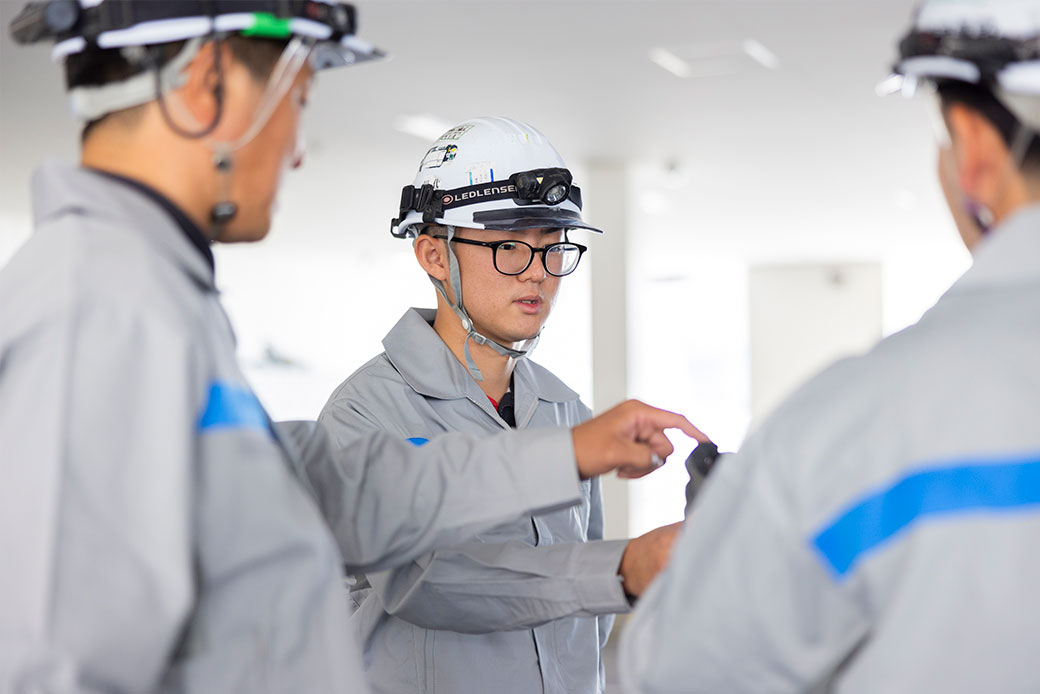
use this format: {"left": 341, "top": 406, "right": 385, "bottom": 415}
{"left": 627, "top": 257, "right": 753, "bottom": 536}
{"left": 749, "top": 262, "right": 883, "bottom": 422}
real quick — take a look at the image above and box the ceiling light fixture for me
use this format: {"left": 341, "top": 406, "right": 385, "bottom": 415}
{"left": 393, "top": 113, "right": 454, "bottom": 141}
{"left": 742, "top": 39, "right": 780, "bottom": 70}
{"left": 649, "top": 47, "right": 691, "bottom": 78}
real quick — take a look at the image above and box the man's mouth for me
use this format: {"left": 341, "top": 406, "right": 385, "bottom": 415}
{"left": 515, "top": 297, "right": 543, "bottom": 312}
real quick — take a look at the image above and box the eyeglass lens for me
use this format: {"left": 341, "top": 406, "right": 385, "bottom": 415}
{"left": 495, "top": 242, "right": 582, "bottom": 276}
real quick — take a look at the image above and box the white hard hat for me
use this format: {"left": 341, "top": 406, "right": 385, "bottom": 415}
{"left": 10, "top": 0, "right": 384, "bottom": 67}
{"left": 892, "top": 0, "right": 1040, "bottom": 127}
{"left": 10, "top": 0, "right": 386, "bottom": 123}
{"left": 390, "top": 116, "right": 603, "bottom": 238}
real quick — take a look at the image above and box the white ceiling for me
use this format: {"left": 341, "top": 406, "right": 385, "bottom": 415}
{"left": 317, "top": 0, "right": 925, "bottom": 160}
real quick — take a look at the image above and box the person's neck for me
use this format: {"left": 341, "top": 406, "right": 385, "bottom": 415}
{"left": 432, "top": 304, "right": 516, "bottom": 402}
{"left": 81, "top": 126, "right": 213, "bottom": 233}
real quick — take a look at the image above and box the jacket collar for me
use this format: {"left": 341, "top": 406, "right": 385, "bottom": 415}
{"left": 383, "top": 308, "right": 580, "bottom": 413}
{"left": 949, "top": 203, "right": 1040, "bottom": 296}
{"left": 31, "top": 160, "right": 216, "bottom": 291}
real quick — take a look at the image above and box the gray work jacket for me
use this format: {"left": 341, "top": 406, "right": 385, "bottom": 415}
{"left": 319, "top": 308, "right": 631, "bottom": 694}
{"left": 0, "top": 163, "right": 583, "bottom": 693}
{"left": 621, "top": 205, "right": 1040, "bottom": 694}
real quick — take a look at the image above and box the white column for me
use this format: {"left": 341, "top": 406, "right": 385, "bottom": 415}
{"left": 583, "top": 161, "right": 632, "bottom": 541}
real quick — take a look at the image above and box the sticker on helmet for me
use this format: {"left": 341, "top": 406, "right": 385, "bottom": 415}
{"left": 420, "top": 144, "right": 458, "bottom": 170}
{"left": 466, "top": 161, "right": 495, "bottom": 185}
{"left": 438, "top": 124, "right": 476, "bottom": 141}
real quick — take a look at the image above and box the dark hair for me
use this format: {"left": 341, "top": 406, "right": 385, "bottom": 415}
{"left": 66, "top": 36, "right": 287, "bottom": 140}
{"left": 937, "top": 79, "right": 1040, "bottom": 172}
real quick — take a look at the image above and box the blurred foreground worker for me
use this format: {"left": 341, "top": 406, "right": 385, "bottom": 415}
{"left": 0, "top": 2, "right": 702, "bottom": 692}
{"left": 320, "top": 116, "right": 682, "bottom": 694}
{"left": 621, "top": 1, "right": 1040, "bottom": 692}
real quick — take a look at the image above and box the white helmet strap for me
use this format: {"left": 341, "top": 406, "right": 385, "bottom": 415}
{"left": 429, "top": 225, "right": 538, "bottom": 382}
{"left": 68, "top": 37, "right": 202, "bottom": 121}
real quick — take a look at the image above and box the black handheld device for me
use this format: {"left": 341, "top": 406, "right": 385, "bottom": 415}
{"left": 684, "top": 440, "right": 721, "bottom": 514}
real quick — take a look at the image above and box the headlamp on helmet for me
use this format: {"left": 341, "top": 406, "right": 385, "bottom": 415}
{"left": 511, "top": 168, "right": 573, "bottom": 207}
{"left": 391, "top": 168, "right": 584, "bottom": 237}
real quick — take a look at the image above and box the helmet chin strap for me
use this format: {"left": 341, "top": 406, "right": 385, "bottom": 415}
{"left": 209, "top": 144, "right": 238, "bottom": 237}
{"left": 202, "top": 37, "right": 313, "bottom": 237}
{"left": 429, "top": 225, "right": 540, "bottom": 382}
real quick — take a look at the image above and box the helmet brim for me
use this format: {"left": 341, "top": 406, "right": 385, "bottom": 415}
{"left": 310, "top": 37, "right": 388, "bottom": 71}
{"left": 470, "top": 207, "right": 604, "bottom": 234}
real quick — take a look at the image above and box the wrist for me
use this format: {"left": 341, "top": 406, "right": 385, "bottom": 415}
{"left": 571, "top": 424, "right": 591, "bottom": 479}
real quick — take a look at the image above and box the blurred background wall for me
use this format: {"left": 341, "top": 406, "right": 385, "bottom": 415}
{"left": 0, "top": 0, "right": 968, "bottom": 574}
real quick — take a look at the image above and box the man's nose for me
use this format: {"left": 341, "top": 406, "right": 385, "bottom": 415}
{"left": 519, "top": 252, "right": 547, "bottom": 281}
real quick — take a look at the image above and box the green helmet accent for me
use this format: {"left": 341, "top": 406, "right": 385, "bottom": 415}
{"left": 240, "top": 13, "right": 293, "bottom": 40}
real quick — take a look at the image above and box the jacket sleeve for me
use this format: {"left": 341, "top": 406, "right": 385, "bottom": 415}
{"left": 0, "top": 300, "right": 197, "bottom": 693}
{"left": 299, "top": 396, "right": 631, "bottom": 632}
{"left": 277, "top": 415, "right": 585, "bottom": 575}
{"left": 619, "top": 429, "right": 870, "bottom": 694}
{"left": 369, "top": 536, "right": 630, "bottom": 633}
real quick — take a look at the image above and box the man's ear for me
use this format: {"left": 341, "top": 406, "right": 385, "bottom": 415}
{"left": 177, "top": 41, "right": 221, "bottom": 125}
{"left": 947, "top": 102, "right": 1014, "bottom": 207}
{"left": 177, "top": 40, "right": 252, "bottom": 136}
{"left": 414, "top": 233, "right": 449, "bottom": 281}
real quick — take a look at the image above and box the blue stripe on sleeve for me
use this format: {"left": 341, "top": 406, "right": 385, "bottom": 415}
{"left": 812, "top": 454, "right": 1040, "bottom": 580}
{"left": 407, "top": 437, "right": 430, "bottom": 446}
{"left": 198, "top": 381, "right": 271, "bottom": 435}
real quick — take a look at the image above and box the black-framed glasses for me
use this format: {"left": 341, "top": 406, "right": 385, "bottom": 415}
{"left": 434, "top": 235, "right": 587, "bottom": 277}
